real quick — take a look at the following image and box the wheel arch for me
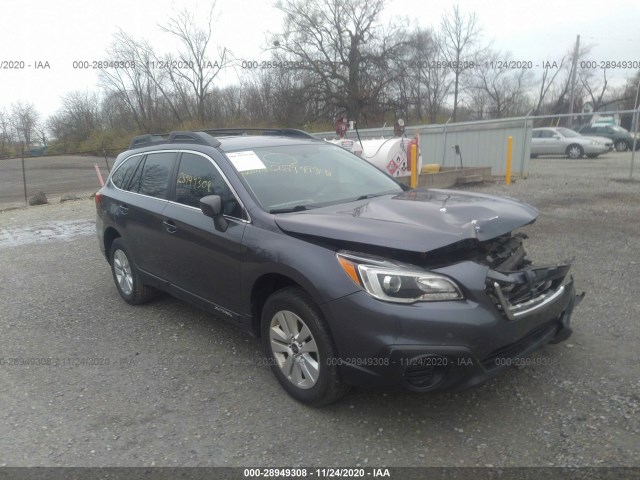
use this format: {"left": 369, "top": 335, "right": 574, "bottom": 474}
{"left": 250, "top": 273, "right": 303, "bottom": 337}
{"left": 103, "top": 227, "right": 121, "bottom": 263}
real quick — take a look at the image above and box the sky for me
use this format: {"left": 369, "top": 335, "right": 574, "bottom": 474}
{"left": 1, "top": 0, "right": 639, "bottom": 118}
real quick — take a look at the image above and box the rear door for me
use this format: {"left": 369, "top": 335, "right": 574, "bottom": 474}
{"left": 161, "top": 151, "right": 248, "bottom": 313}
{"left": 114, "top": 151, "right": 178, "bottom": 278}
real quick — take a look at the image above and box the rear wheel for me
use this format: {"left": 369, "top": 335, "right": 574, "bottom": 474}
{"left": 110, "top": 238, "right": 157, "bottom": 305}
{"left": 261, "top": 287, "right": 349, "bottom": 406}
{"left": 566, "top": 144, "right": 584, "bottom": 159}
{"left": 615, "top": 140, "right": 629, "bottom": 152}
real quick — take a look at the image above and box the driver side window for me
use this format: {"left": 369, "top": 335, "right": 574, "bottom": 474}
{"left": 175, "top": 152, "right": 245, "bottom": 219}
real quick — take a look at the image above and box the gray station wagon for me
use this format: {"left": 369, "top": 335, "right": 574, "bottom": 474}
{"left": 96, "top": 128, "right": 583, "bottom": 406}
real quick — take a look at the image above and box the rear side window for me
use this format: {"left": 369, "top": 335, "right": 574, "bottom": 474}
{"left": 175, "top": 152, "right": 244, "bottom": 218}
{"left": 130, "top": 152, "right": 176, "bottom": 199}
{"left": 111, "top": 156, "right": 143, "bottom": 190}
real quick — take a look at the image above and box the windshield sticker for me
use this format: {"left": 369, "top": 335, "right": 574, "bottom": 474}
{"left": 226, "top": 151, "right": 266, "bottom": 172}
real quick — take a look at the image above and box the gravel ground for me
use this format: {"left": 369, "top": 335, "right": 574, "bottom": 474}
{"left": 0, "top": 153, "right": 638, "bottom": 469}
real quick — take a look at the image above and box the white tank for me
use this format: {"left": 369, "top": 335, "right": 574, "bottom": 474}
{"left": 326, "top": 137, "right": 421, "bottom": 177}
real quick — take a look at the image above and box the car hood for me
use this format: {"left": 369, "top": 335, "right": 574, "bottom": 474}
{"left": 273, "top": 189, "right": 539, "bottom": 253}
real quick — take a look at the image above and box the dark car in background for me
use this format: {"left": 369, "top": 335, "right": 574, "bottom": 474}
{"left": 577, "top": 124, "right": 637, "bottom": 152}
{"left": 95, "top": 128, "right": 583, "bottom": 406}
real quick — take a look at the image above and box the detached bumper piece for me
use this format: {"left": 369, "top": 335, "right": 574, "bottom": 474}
{"left": 487, "top": 263, "right": 575, "bottom": 321}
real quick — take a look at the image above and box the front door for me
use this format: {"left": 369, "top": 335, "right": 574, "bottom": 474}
{"left": 161, "top": 151, "right": 248, "bottom": 314}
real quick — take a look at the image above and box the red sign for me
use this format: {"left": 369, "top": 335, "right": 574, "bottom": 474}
{"left": 386, "top": 158, "right": 399, "bottom": 175}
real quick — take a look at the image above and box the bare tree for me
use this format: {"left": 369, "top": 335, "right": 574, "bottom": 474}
{"left": 469, "top": 51, "right": 533, "bottom": 118}
{"left": 10, "top": 102, "right": 40, "bottom": 150}
{"left": 271, "top": 0, "right": 408, "bottom": 124}
{"left": 440, "top": 5, "right": 482, "bottom": 122}
{"left": 160, "top": 4, "right": 230, "bottom": 125}
{"left": 405, "top": 28, "right": 451, "bottom": 122}
{"left": 62, "top": 91, "right": 102, "bottom": 141}
{"left": 533, "top": 57, "right": 566, "bottom": 115}
{"left": 34, "top": 122, "right": 48, "bottom": 147}
{"left": 580, "top": 68, "right": 609, "bottom": 112}
{"left": 0, "top": 108, "right": 14, "bottom": 156}
{"left": 99, "top": 31, "right": 163, "bottom": 131}
{"left": 544, "top": 43, "right": 592, "bottom": 119}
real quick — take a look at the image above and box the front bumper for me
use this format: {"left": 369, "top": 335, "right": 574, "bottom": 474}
{"left": 322, "top": 261, "right": 583, "bottom": 392}
{"left": 583, "top": 144, "right": 610, "bottom": 155}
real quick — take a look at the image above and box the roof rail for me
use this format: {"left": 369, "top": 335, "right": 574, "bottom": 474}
{"left": 128, "top": 134, "right": 167, "bottom": 149}
{"left": 128, "top": 131, "right": 221, "bottom": 150}
{"left": 200, "top": 128, "right": 317, "bottom": 139}
{"left": 128, "top": 127, "right": 316, "bottom": 150}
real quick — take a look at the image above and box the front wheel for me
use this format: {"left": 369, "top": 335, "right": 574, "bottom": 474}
{"left": 615, "top": 140, "right": 629, "bottom": 152}
{"left": 261, "top": 287, "right": 349, "bottom": 406}
{"left": 566, "top": 144, "right": 584, "bottom": 159}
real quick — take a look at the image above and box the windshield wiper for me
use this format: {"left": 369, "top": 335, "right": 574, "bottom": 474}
{"left": 355, "top": 194, "right": 379, "bottom": 200}
{"left": 354, "top": 191, "right": 397, "bottom": 201}
{"left": 269, "top": 205, "right": 314, "bottom": 214}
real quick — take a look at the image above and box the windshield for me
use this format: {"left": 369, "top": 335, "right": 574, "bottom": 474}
{"left": 556, "top": 128, "right": 580, "bottom": 138}
{"left": 225, "top": 143, "right": 403, "bottom": 212}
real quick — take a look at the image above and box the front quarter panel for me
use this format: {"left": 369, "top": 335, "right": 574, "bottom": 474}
{"left": 240, "top": 222, "right": 362, "bottom": 313}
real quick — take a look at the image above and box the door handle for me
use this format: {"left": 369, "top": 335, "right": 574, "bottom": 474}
{"left": 118, "top": 204, "right": 129, "bottom": 215}
{"left": 163, "top": 219, "right": 178, "bottom": 234}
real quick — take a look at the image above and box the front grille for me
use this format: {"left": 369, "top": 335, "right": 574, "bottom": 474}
{"left": 486, "top": 263, "right": 570, "bottom": 320}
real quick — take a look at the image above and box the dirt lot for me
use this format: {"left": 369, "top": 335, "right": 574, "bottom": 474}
{"left": 0, "top": 153, "right": 638, "bottom": 470}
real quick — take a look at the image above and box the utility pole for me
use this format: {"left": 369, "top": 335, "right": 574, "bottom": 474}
{"left": 568, "top": 35, "right": 580, "bottom": 128}
{"left": 630, "top": 79, "right": 640, "bottom": 179}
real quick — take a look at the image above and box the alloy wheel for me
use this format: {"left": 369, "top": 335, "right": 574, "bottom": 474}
{"left": 269, "top": 310, "right": 320, "bottom": 389}
{"left": 113, "top": 249, "right": 134, "bottom": 296}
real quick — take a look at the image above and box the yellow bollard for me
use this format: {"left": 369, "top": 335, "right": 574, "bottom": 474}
{"left": 410, "top": 143, "right": 418, "bottom": 189}
{"left": 505, "top": 136, "right": 513, "bottom": 185}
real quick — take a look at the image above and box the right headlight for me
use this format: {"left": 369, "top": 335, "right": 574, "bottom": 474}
{"left": 337, "top": 252, "right": 463, "bottom": 303}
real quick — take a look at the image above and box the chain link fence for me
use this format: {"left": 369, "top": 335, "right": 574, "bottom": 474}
{"left": 1, "top": 108, "right": 638, "bottom": 210}
{"left": 0, "top": 146, "right": 125, "bottom": 210}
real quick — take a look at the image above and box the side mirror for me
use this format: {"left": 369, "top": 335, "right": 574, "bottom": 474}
{"left": 200, "top": 195, "right": 228, "bottom": 232}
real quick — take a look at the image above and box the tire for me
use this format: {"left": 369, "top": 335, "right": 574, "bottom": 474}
{"left": 615, "top": 140, "right": 629, "bottom": 152}
{"left": 110, "top": 238, "right": 157, "bottom": 305}
{"left": 261, "top": 287, "right": 350, "bottom": 406}
{"left": 566, "top": 144, "right": 584, "bottom": 159}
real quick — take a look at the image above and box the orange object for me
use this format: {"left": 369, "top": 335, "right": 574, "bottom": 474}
{"left": 94, "top": 164, "right": 105, "bottom": 187}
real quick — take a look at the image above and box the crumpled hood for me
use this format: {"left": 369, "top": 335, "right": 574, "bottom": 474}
{"left": 273, "top": 189, "right": 539, "bottom": 252}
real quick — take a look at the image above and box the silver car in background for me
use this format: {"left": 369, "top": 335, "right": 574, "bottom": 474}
{"left": 531, "top": 127, "right": 612, "bottom": 159}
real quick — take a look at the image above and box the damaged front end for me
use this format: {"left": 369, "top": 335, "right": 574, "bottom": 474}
{"left": 412, "top": 232, "right": 584, "bottom": 390}
{"left": 483, "top": 238, "right": 585, "bottom": 357}
{"left": 416, "top": 231, "right": 585, "bottom": 382}
{"left": 479, "top": 233, "right": 584, "bottom": 326}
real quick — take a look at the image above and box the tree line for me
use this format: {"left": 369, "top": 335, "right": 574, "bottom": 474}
{"left": 1, "top": 0, "right": 638, "bottom": 157}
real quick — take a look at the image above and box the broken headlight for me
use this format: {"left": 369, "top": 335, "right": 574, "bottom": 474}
{"left": 337, "top": 252, "right": 463, "bottom": 303}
